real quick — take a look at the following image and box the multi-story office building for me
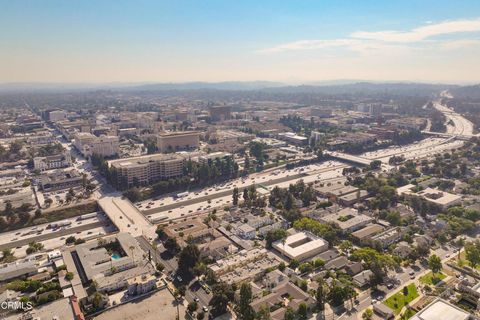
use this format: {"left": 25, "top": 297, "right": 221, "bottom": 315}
{"left": 38, "top": 169, "right": 83, "bottom": 191}
{"left": 156, "top": 131, "right": 199, "bottom": 153}
{"left": 48, "top": 110, "right": 67, "bottom": 122}
{"left": 109, "top": 153, "right": 185, "bottom": 188}
{"left": 74, "top": 132, "right": 119, "bottom": 158}
{"left": 209, "top": 105, "right": 231, "bottom": 122}
{"left": 33, "top": 152, "right": 72, "bottom": 171}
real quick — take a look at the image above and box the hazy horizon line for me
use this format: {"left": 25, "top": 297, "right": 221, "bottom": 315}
{"left": 0, "top": 79, "right": 478, "bottom": 87}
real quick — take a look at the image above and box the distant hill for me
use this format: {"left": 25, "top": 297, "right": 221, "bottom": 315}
{"left": 261, "top": 82, "right": 457, "bottom": 97}
{"left": 123, "top": 81, "right": 285, "bottom": 91}
{"left": 0, "top": 81, "right": 471, "bottom": 97}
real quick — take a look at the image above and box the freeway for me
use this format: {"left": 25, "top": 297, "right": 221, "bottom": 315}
{"left": 141, "top": 172, "right": 308, "bottom": 216}
{"left": 0, "top": 221, "right": 106, "bottom": 251}
{"left": 140, "top": 162, "right": 347, "bottom": 222}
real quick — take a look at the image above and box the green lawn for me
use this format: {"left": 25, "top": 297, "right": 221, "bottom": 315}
{"left": 384, "top": 283, "right": 419, "bottom": 315}
{"left": 419, "top": 272, "right": 446, "bottom": 285}
{"left": 400, "top": 308, "right": 417, "bottom": 320}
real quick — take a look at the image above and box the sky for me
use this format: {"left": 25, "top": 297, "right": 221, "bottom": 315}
{"left": 1, "top": 0, "right": 480, "bottom": 84}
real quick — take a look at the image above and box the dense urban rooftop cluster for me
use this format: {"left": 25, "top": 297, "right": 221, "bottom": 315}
{"left": 1, "top": 84, "right": 480, "bottom": 320}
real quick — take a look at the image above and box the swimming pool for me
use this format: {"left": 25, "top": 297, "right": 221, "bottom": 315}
{"left": 111, "top": 253, "right": 121, "bottom": 260}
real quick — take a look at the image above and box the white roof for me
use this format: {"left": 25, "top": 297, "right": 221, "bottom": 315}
{"left": 273, "top": 231, "right": 327, "bottom": 258}
{"left": 410, "top": 299, "right": 470, "bottom": 320}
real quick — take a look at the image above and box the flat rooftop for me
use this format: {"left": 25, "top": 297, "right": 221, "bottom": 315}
{"left": 108, "top": 153, "right": 185, "bottom": 168}
{"left": 273, "top": 231, "right": 328, "bottom": 259}
{"left": 4, "top": 298, "right": 76, "bottom": 320}
{"left": 320, "top": 208, "right": 373, "bottom": 231}
{"left": 410, "top": 298, "right": 471, "bottom": 320}
{"left": 397, "top": 184, "right": 462, "bottom": 207}
{"left": 158, "top": 131, "right": 199, "bottom": 137}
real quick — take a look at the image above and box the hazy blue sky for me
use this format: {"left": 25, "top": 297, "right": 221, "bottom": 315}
{"left": 1, "top": 0, "right": 480, "bottom": 83}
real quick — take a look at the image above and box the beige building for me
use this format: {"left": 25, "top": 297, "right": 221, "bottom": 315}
{"left": 209, "top": 105, "right": 231, "bottom": 121}
{"left": 397, "top": 184, "right": 462, "bottom": 209}
{"left": 156, "top": 131, "right": 200, "bottom": 153}
{"left": 33, "top": 152, "right": 72, "bottom": 171}
{"left": 273, "top": 231, "right": 328, "bottom": 261}
{"left": 109, "top": 153, "right": 185, "bottom": 188}
{"left": 48, "top": 110, "right": 67, "bottom": 122}
{"left": 127, "top": 274, "right": 157, "bottom": 295}
{"left": 74, "top": 132, "right": 120, "bottom": 158}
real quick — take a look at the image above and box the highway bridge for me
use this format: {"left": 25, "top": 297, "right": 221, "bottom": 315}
{"left": 324, "top": 151, "right": 372, "bottom": 166}
{"left": 421, "top": 130, "right": 479, "bottom": 141}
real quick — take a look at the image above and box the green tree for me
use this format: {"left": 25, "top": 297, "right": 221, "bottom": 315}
{"left": 238, "top": 282, "right": 254, "bottom": 320}
{"left": 210, "top": 282, "right": 234, "bottom": 316}
{"left": 178, "top": 244, "right": 200, "bottom": 275}
{"left": 65, "top": 236, "right": 76, "bottom": 244}
{"left": 187, "top": 301, "right": 198, "bottom": 314}
{"left": 256, "top": 305, "right": 271, "bottom": 320}
{"left": 296, "top": 302, "right": 308, "bottom": 320}
{"left": 156, "top": 262, "right": 165, "bottom": 273}
{"left": 362, "top": 309, "right": 373, "bottom": 320}
{"left": 316, "top": 278, "right": 326, "bottom": 312}
{"left": 243, "top": 188, "right": 249, "bottom": 204}
{"left": 1, "top": 248, "right": 16, "bottom": 263}
{"left": 164, "top": 237, "right": 180, "bottom": 253}
{"left": 283, "top": 307, "right": 295, "bottom": 320}
{"left": 339, "top": 240, "right": 353, "bottom": 254}
{"left": 232, "top": 187, "right": 239, "bottom": 206}
{"left": 265, "top": 228, "right": 287, "bottom": 248}
{"left": 428, "top": 254, "right": 442, "bottom": 275}
{"left": 4, "top": 201, "right": 13, "bottom": 215}
{"left": 123, "top": 188, "right": 142, "bottom": 203}
{"left": 465, "top": 240, "right": 480, "bottom": 268}
{"left": 369, "top": 160, "right": 382, "bottom": 170}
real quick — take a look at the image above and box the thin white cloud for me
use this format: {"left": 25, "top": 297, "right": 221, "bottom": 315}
{"left": 258, "top": 18, "right": 480, "bottom": 54}
{"left": 257, "top": 39, "right": 360, "bottom": 54}
{"left": 351, "top": 18, "right": 480, "bottom": 42}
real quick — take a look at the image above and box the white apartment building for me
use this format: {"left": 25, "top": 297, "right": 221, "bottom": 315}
{"left": 33, "top": 152, "right": 72, "bottom": 171}
{"left": 74, "top": 132, "right": 119, "bottom": 158}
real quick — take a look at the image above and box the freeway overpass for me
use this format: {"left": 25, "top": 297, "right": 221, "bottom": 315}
{"left": 324, "top": 151, "right": 372, "bottom": 166}
{"left": 98, "top": 196, "right": 156, "bottom": 239}
{"left": 421, "top": 130, "right": 478, "bottom": 141}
